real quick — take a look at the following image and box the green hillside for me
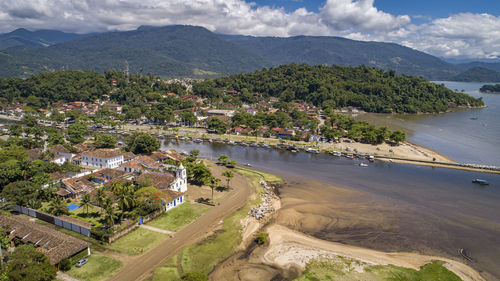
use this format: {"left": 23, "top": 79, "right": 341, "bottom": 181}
{"left": 213, "top": 64, "right": 484, "bottom": 113}
{"left": 0, "top": 25, "right": 268, "bottom": 78}
{"left": 220, "top": 35, "right": 459, "bottom": 79}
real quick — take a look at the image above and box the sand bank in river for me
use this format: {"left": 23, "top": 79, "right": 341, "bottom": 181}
{"left": 263, "top": 224, "right": 484, "bottom": 281}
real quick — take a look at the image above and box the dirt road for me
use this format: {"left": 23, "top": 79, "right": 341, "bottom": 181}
{"left": 108, "top": 164, "right": 255, "bottom": 281}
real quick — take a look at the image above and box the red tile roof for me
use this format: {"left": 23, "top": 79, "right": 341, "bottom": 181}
{"left": 83, "top": 148, "right": 122, "bottom": 159}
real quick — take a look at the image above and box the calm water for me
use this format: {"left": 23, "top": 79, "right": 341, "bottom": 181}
{"left": 354, "top": 81, "right": 500, "bottom": 166}
{"left": 161, "top": 140, "right": 500, "bottom": 279}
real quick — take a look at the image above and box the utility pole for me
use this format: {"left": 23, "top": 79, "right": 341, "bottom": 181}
{"left": 124, "top": 60, "right": 130, "bottom": 83}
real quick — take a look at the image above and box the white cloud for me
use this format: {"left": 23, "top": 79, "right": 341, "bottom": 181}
{"left": 0, "top": 0, "right": 498, "bottom": 59}
{"left": 320, "top": 0, "right": 410, "bottom": 31}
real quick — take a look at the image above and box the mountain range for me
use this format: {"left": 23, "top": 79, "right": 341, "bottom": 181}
{"left": 0, "top": 25, "right": 499, "bottom": 81}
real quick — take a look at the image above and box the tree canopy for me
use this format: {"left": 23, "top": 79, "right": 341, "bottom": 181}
{"left": 6, "top": 244, "right": 56, "bottom": 281}
{"left": 125, "top": 132, "right": 160, "bottom": 155}
{"left": 213, "top": 64, "right": 484, "bottom": 113}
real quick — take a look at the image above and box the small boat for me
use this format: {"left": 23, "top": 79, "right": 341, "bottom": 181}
{"left": 306, "top": 148, "right": 319, "bottom": 154}
{"left": 158, "top": 134, "right": 165, "bottom": 139}
{"left": 472, "top": 179, "right": 489, "bottom": 185}
{"left": 346, "top": 153, "right": 354, "bottom": 159}
{"left": 331, "top": 151, "right": 341, "bottom": 157}
{"left": 359, "top": 163, "right": 368, "bottom": 167}
{"left": 228, "top": 141, "right": 236, "bottom": 145}
{"left": 193, "top": 138, "right": 201, "bottom": 143}
{"left": 244, "top": 163, "right": 252, "bottom": 167}
{"left": 469, "top": 117, "right": 478, "bottom": 120}
{"left": 262, "top": 144, "right": 271, "bottom": 149}
{"left": 368, "top": 155, "right": 375, "bottom": 162}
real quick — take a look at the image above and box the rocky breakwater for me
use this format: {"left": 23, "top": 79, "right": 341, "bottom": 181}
{"left": 248, "top": 180, "right": 281, "bottom": 220}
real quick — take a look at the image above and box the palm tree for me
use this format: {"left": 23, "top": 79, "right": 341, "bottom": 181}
{"left": 103, "top": 206, "right": 117, "bottom": 227}
{"left": 47, "top": 196, "right": 67, "bottom": 216}
{"left": 80, "top": 194, "right": 92, "bottom": 216}
{"left": 95, "top": 188, "right": 105, "bottom": 208}
{"left": 117, "top": 185, "right": 136, "bottom": 213}
{"left": 208, "top": 176, "right": 220, "bottom": 203}
{"left": 222, "top": 170, "right": 234, "bottom": 189}
{"left": 103, "top": 196, "right": 113, "bottom": 211}
{"left": 27, "top": 198, "right": 41, "bottom": 209}
{"left": 110, "top": 180, "right": 123, "bottom": 195}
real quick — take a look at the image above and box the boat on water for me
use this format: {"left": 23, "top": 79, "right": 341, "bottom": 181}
{"left": 470, "top": 117, "right": 478, "bottom": 120}
{"left": 158, "top": 134, "right": 165, "bottom": 139}
{"left": 306, "top": 148, "right": 320, "bottom": 154}
{"left": 261, "top": 144, "right": 271, "bottom": 149}
{"left": 368, "top": 155, "right": 375, "bottom": 162}
{"left": 331, "top": 151, "right": 342, "bottom": 157}
{"left": 228, "top": 141, "right": 236, "bottom": 145}
{"left": 193, "top": 138, "right": 201, "bottom": 143}
{"left": 346, "top": 153, "right": 354, "bottom": 159}
{"left": 472, "top": 179, "right": 489, "bottom": 185}
{"left": 359, "top": 163, "right": 368, "bottom": 167}
{"left": 244, "top": 163, "right": 252, "bottom": 167}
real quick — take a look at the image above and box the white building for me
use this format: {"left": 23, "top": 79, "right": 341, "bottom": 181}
{"left": 49, "top": 144, "right": 74, "bottom": 163}
{"left": 81, "top": 149, "right": 123, "bottom": 169}
{"left": 172, "top": 163, "right": 188, "bottom": 192}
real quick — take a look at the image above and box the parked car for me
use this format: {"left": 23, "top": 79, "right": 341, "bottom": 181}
{"left": 75, "top": 258, "right": 88, "bottom": 268}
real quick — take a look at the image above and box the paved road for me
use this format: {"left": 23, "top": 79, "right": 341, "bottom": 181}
{"left": 108, "top": 166, "right": 254, "bottom": 281}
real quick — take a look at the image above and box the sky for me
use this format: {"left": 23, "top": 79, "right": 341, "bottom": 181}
{"left": 0, "top": 0, "right": 499, "bottom": 60}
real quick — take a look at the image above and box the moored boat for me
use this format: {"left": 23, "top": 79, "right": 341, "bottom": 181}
{"left": 472, "top": 179, "right": 489, "bottom": 185}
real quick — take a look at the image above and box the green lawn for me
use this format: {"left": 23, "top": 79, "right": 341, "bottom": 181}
{"left": 153, "top": 267, "right": 180, "bottom": 281}
{"left": 109, "top": 228, "right": 169, "bottom": 255}
{"left": 234, "top": 167, "right": 282, "bottom": 183}
{"left": 147, "top": 201, "right": 210, "bottom": 231}
{"left": 180, "top": 170, "right": 264, "bottom": 274}
{"left": 296, "top": 258, "right": 462, "bottom": 281}
{"left": 151, "top": 167, "right": 281, "bottom": 280}
{"left": 67, "top": 255, "right": 123, "bottom": 281}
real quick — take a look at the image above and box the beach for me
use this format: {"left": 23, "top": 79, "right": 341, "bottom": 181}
{"left": 210, "top": 170, "right": 493, "bottom": 281}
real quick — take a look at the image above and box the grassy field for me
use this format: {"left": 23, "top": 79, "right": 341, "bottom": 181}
{"left": 152, "top": 267, "right": 180, "bottom": 281}
{"left": 67, "top": 255, "right": 123, "bottom": 281}
{"left": 109, "top": 228, "right": 169, "bottom": 255}
{"left": 296, "top": 258, "right": 462, "bottom": 281}
{"left": 147, "top": 201, "right": 210, "bottom": 231}
{"left": 152, "top": 167, "right": 273, "bottom": 279}
{"left": 234, "top": 167, "right": 283, "bottom": 183}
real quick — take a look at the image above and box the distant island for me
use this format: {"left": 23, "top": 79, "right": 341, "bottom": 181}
{"left": 479, "top": 84, "right": 500, "bottom": 93}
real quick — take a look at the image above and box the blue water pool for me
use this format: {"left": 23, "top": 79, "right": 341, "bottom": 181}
{"left": 68, "top": 203, "right": 80, "bottom": 212}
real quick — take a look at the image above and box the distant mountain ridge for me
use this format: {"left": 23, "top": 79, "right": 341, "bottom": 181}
{"left": 0, "top": 28, "right": 93, "bottom": 50}
{"left": 0, "top": 25, "right": 499, "bottom": 81}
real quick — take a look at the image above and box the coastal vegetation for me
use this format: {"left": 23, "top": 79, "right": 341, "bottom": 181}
{"left": 480, "top": 83, "right": 500, "bottom": 93}
{"left": 212, "top": 64, "right": 484, "bottom": 113}
{"left": 297, "top": 258, "right": 462, "bottom": 281}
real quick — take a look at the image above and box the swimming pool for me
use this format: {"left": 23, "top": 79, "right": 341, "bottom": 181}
{"left": 67, "top": 203, "right": 80, "bottom": 212}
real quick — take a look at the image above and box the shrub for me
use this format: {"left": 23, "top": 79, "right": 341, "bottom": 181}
{"left": 255, "top": 232, "right": 268, "bottom": 246}
{"left": 59, "top": 258, "right": 71, "bottom": 271}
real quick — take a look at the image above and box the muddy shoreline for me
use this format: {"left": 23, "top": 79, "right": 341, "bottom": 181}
{"left": 211, "top": 170, "right": 499, "bottom": 281}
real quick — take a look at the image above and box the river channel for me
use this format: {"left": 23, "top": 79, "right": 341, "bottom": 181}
{"left": 162, "top": 139, "right": 500, "bottom": 280}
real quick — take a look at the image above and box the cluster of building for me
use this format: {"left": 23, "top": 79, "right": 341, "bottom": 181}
{"left": 36, "top": 144, "right": 188, "bottom": 212}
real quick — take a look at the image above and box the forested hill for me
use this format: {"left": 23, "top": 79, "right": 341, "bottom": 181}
{"left": 213, "top": 64, "right": 484, "bottom": 113}
{"left": 0, "top": 28, "right": 91, "bottom": 50}
{"left": 451, "top": 67, "right": 500, "bottom": 82}
{"left": 0, "top": 25, "right": 268, "bottom": 78}
{"left": 1, "top": 25, "right": 499, "bottom": 81}
{"left": 220, "top": 35, "right": 457, "bottom": 80}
